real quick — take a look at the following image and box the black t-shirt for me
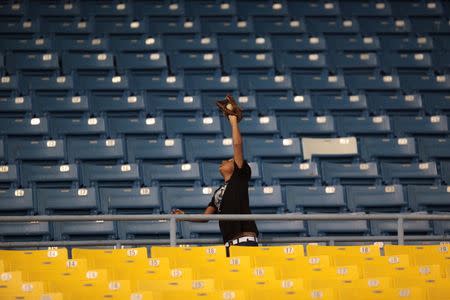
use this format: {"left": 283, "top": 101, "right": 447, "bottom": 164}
{"left": 208, "top": 161, "right": 259, "bottom": 243}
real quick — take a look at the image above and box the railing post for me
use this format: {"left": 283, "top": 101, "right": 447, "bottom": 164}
{"left": 170, "top": 215, "right": 177, "bottom": 247}
{"left": 397, "top": 216, "right": 405, "bottom": 245}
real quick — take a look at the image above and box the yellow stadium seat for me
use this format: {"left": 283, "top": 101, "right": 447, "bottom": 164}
{"left": 0, "top": 260, "right": 4, "bottom": 273}
{"left": 161, "top": 290, "right": 249, "bottom": 300}
{"left": 306, "top": 244, "right": 381, "bottom": 257}
{"left": 394, "top": 277, "right": 450, "bottom": 289}
{"left": 363, "top": 264, "right": 442, "bottom": 280}
{"left": 130, "top": 291, "right": 156, "bottom": 300}
{"left": 229, "top": 245, "right": 304, "bottom": 258}
{"left": 351, "top": 277, "right": 394, "bottom": 289}
{"left": 339, "top": 287, "right": 426, "bottom": 300}
{"left": 67, "top": 280, "right": 132, "bottom": 300}
{"left": 0, "top": 281, "right": 46, "bottom": 300}
{"left": 0, "top": 271, "right": 24, "bottom": 290}
{"left": 220, "top": 266, "right": 277, "bottom": 289}
{"left": 0, "top": 248, "right": 68, "bottom": 272}
{"left": 334, "top": 254, "right": 412, "bottom": 268}
{"left": 47, "top": 268, "right": 110, "bottom": 294}
{"left": 261, "top": 255, "right": 332, "bottom": 278}
{"left": 137, "top": 279, "right": 215, "bottom": 292}
{"left": 384, "top": 244, "right": 449, "bottom": 259}
{"left": 426, "top": 286, "right": 450, "bottom": 300}
{"left": 150, "top": 245, "right": 226, "bottom": 267}
{"left": 281, "top": 264, "right": 361, "bottom": 281}
{"left": 250, "top": 288, "right": 336, "bottom": 300}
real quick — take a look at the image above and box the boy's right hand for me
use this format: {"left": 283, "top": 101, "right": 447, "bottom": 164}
{"left": 171, "top": 208, "right": 185, "bottom": 214}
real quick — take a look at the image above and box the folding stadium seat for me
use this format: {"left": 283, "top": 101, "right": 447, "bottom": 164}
{"left": 95, "top": 17, "right": 148, "bottom": 35}
{"left": 237, "top": 0, "right": 288, "bottom": 16}
{"left": 6, "top": 138, "right": 64, "bottom": 162}
{"left": 53, "top": 220, "right": 117, "bottom": 240}
{"left": 0, "top": 188, "right": 34, "bottom": 215}
{"left": 339, "top": 287, "right": 426, "bottom": 300}
{"left": 240, "top": 72, "right": 292, "bottom": 92}
{"left": 75, "top": 73, "right": 129, "bottom": 91}
{"left": 0, "top": 221, "right": 51, "bottom": 241}
{"left": 285, "top": 185, "right": 346, "bottom": 213}
{"left": 67, "top": 137, "right": 124, "bottom": 163}
{"left": 312, "top": 93, "right": 368, "bottom": 114}
{"left": 27, "top": 74, "right": 74, "bottom": 91}
{"left": 306, "top": 243, "right": 381, "bottom": 257}
{"left": 381, "top": 161, "right": 439, "bottom": 184}
{"left": 261, "top": 161, "right": 320, "bottom": 185}
{"left": 109, "top": 34, "right": 162, "bottom": 53}
{"left": 293, "top": 70, "right": 345, "bottom": 91}
{"left": 201, "top": 16, "right": 254, "bottom": 34}
{"left": 0, "top": 117, "right": 49, "bottom": 136}
{"left": 417, "top": 137, "right": 450, "bottom": 161}
{"left": 54, "top": 36, "right": 109, "bottom": 52}
{"left": 256, "top": 92, "right": 313, "bottom": 113}
{"left": 62, "top": 52, "right": 115, "bottom": 74}
{"left": 201, "top": 92, "right": 257, "bottom": 114}
{"left": 148, "top": 16, "right": 201, "bottom": 35}
{"left": 218, "top": 35, "right": 272, "bottom": 52}
{"left": 400, "top": 71, "right": 450, "bottom": 91}
{"left": 126, "top": 137, "right": 183, "bottom": 163}
{"left": 275, "top": 52, "right": 327, "bottom": 72}
{"left": 0, "top": 164, "right": 18, "bottom": 186}
{"left": 411, "top": 16, "right": 450, "bottom": 33}
{"left": 270, "top": 34, "right": 326, "bottom": 52}
{"left": 116, "top": 52, "right": 168, "bottom": 73}
{"left": 81, "top": 163, "right": 140, "bottom": 187}
{"left": 0, "top": 18, "right": 39, "bottom": 34}
{"left": 0, "top": 95, "right": 32, "bottom": 114}
{"left": 89, "top": 92, "right": 146, "bottom": 113}
{"left": 370, "top": 219, "right": 433, "bottom": 235}
{"left": 359, "top": 17, "right": 412, "bottom": 34}
{"left": 147, "top": 93, "right": 202, "bottom": 113}
{"left": 117, "top": 220, "right": 173, "bottom": 240}
{"left": 289, "top": 0, "right": 339, "bottom": 16}
{"left": 336, "top": 115, "right": 391, "bottom": 136}
{"left": 0, "top": 2, "right": 26, "bottom": 16}
{"left": 329, "top": 52, "right": 379, "bottom": 69}
{"left": 170, "top": 52, "right": 221, "bottom": 72}
{"left": 326, "top": 35, "right": 381, "bottom": 51}
{"left": 184, "top": 137, "right": 233, "bottom": 161}
{"left": 150, "top": 245, "right": 226, "bottom": 266}
{"left": 306, "top": 17, "right": 360, "bottom": 34}
{"left": 440, "top": 160, "right": 450, "bottom": 183}
{"left": 50, "top": 116, "right": 106, "bottom": 137}
{"left": 0, "top": 139, "right": 4, "bottom": 162}
{"left": 407, "top": 185, "right": 450, "bottom": 212}
{"left": 180, "top": 221, "right": 221, "bottom": 240}
{"left": 36, "top": 187, "right": 98, "bottom": 215}
{"left": 107, "top": 116, "right": 164, "bottom": 136}
{"left": 202, "top": 161, "right": 261, "bottom": 185}
{"left": 222, "top": 115, "right": 279, "bottom": 136}
{"left": 99, "top": 186, "right": 160, "bottom": 214}
{"left": 379, "top": 35, "right": 434, "bottom": 51}
{"left": 248, "top": 185, "right": 284, "bottom": 213}
{"left": 40, "top": 17, "right": 93, "bottom": 34}
{"left": 0, "top": 74, "right": 18, "bottom": 92}
{"left": 161, "top": 186, "right": 215, "bottom": 213}
{"left": 391, "top": 1, "right": 444, "bottom": 16}
{"left": 367, "top": 93, "right": 423, "bottom": 114}
{"left": 164, "top": 35, "right": 218, "bottom": 52}
{"left": 0, "top": 247, "right": 69, "bottom": 272}
{"left": 142, "top": 162, "right": 201, "bottom": 186}
{"left": 301, "top": 137, "right": 358, "bottom": 161}
{"left": 223, "top": 51, "right": 274, "bottom": 72}
{"left": 21, "top": 163, "right": 78, "bottom": 188}
{"left": 340, "top": 1, "right": 391, "bottom": 16}
{"left": 165, "top": 116, "right": 222, "bottom": 137}
{"left": 433, "top": 51, "right": 450, "bottom": 70}
{"left": 433, "top": 219, "right": 450, "bottom": 236}
{"left": 346, "top": 184, "right": 407, "bottom": 212}
{"left": 256, "top": 220, "right": 308, "bottom": 239}
{"left": 322, "top": 162, "right": 380, "bottom": 185}
{"left": 162, "top": 72, "right": 217, "bottom": 92}
{"left": 80, "top": 1, "right": 132, "bottom": 16}
{"left": 252, "top": 17, "right": 305, "bottom": 35}
{"left": 360, "top": 137, "right": 417, "bottom": 162}
{"left": 381, "top": 52, "right": 432, "bottom": 69}
{"left": 345, "top": 70, "right": 401, "bottom": 90}
{"left": 243, "top": 137, "right": 301, "bottom": 161}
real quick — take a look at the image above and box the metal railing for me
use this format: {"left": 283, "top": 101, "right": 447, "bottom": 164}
{"left": 0, "top": 213, "right": 450, "bottom": 248}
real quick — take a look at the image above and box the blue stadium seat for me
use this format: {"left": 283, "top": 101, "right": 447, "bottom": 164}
{"left": 81, "top": 163, "right": 140, "bottom": 187}
{"left": 329, "top": 52, "right": 379, "bottom": 69}
{"left": 41, "top": 17, "right": 93, "bottom": 34}
{"left": 336, "top": 115, "right": 391, "bottom": 136}
{"left": 0, "top": 117, "right": 48, "bottom": 136}
{"left": 108, "top": 117, "right": 164, "bottom": 136}
{"left": 306, "top": 17, "right": 360, "bottom": 34}
{"left": 256, "top": 92, "right": 313, "bottom": 113}
{"left": 240, "top": 73, "right": 292, "bottom": 92}
{"left": 165, "top": 116, "right": 222, "bottom": 137}
{"left": 400, "top": 72, "right": 450, "bottom": 91}
{"left": 0, "top": 18, "right": 39, "bottom": 34}
{"left": 27, "top": 74, "right": 74, "bottom": 91}
{"left": 271, "top": 35, "right": 326, "bottom": 52}
{"left": 89, "top": 93, "right": 145, "bottom": 113}
{"left": 0, "top": 75, "right": 19, "bottom": 92}
{"left": 360, "top": 137, "right": 417, "bottom": 161}
{"left": 243, "top": 137, "right": 301, "bottom": 161}
{"left": 411, "top": 17, "right": 450, "bottom": 33}
{"left": 201, "top": 92, "right": 257, "bottom": 114}
{"left": 164, "top": 35, "right": 218, "bottom": 51}
{"left": 308, "top": 218, "right": 369, "bottom": 236}
{"left": 275, "top": 52, "right": 326, "bottom": 72}
{"left": 391, "top": 1, "right": 443, "bottom": 16}
{"left": 256, "top": 220, "right": 307, "bottom": 238}
{"left": 186, "top": 0, "right": 235, "bottom": 16}
{"left": 441, "top": 161, "right": 450, "bottom": 184}
{"left": 0, "top": 221, "right": 51, "bottom": 242}
{"left": 147, "top": 93, "right": 202, "bottom": 113}
{"left": 185, "top": 72, "right": 238, "bottom": 92}
{"left": 321, "top": 162, "right": 380, "bottom": 185}
{"left": 359, "top": 17, "right": 412, "bottom": 33}
{"left": 0, "top": 164, "right": 18, "bottom": 185}
{"left": 248, "top": 185, "right": 284, "bottom": 213}
{"left": 218, "top": 35, "right": 272, "bottom": 52}
{"left": 346, "top": 184, "right": 406, "bottom": 212}
{"left": 326, "top": 35, "right": 381, "bottom": 51}
{"left": 96, "top": 17, "right": 148, "bottom": 34}
{"left": 289, "top": 1, "right": 339, "bottom": 16}
{"left": 62, "top": 53, "right": 114, "bottom": 73}
{"left": 55, "top": 36, "right": 109, "bottom": 52}
{"left": 340, "top": 1, "right": 391, "bottom": 16}
{"left": 126, "top": 137, "right": 184, "bottom": 163}
{"left": 367, "top": 93, "right": 423, "bottom": 113}
{"left": 116, "top": 52, "right": 168, "bottom": 72}
{"left": 170, "top": 52, "right": 221, "bottom": 72}
{"left": 117, "top": 220, "right": 174, "bottom": 240}
{"left": 261, "top": 161, "right": 320, "bottom": 185}
{"left": 184, "top": 137, "right": 233, "bottom": 161}
{"left": 393, "top": 115, "right": 448, "bottom": 136}
{"left": 134, "top": 1, "right": 185, "bottom": 17}
{"left": 285, "top": 185, "right": 346, "bottom": 213}
{"left": 0, "top": 36, "right": 52, "bottom": 52}
{"left": 36, "top": 187, "right": 98, "bottom": 215}
{"left": 0, "top": 52, "right": 3, "bottom": 70}
{"left": 223, "top": 51, "right": 273, "bottom": 72}
{"left": 67, "top": 137, "right": 124, "bottom": 163}
{"left": 312, "top": 93, "right": 368, "bottom": 113}
{"left": 302, "top": 137, "right": 358, "bottom": 160}
{"left": 254, "top": 17, "right": 305, "bottom": 34}
{"left": 142, "top": 162, "right": 201, "bottom": 186}
{"left": 381, "top": 52, "right": 432, "bottom": 69}
{"left": 202, "top": 161, "right": 261, "bottom": 185}
{"left": 345, "top": 71, "right": 401, "bottom": 90}
{"left": 0, "top": 2, "right": 26, "bottom": 17}
{"left": 407, "top": 185, "right": 450, "bottom": 212}
{"left": 432, "top": 51, "right": 450, "bottom": 70}
{"left": 161, "top": 186, "right": 214, "bottom": 213}
{"left": 0, "top": 96, "right": 32, "bottom": 113}
{"left": 99, "top": 187, "right": 161, "bottom": 214}
{"left": 433, "top": 218, "right": 450, "bottom": 235}
{"left": 370, "top": 219, "right": 433, "bottom": 235}
{"left": 417, "top": 137, "right": 450, "bottom": 161}
{"left": 148, "top": 17, "right": 200, "bottom": 34}
{"left": 381, "top": 161, "right": 439, "bottom": 184}
{"left": 0, "top": 139, "right": 4, "bottom": 162}
{"left": 222, "top": 115, "right": 278, "bottom": 136}
{"left": 80, "top": 1, "right": 131, "bottom": 16}
{"left": 180, "top": 221, "right": 221, "bottom": 239}
{"left": 7, "top": 138, "right": 64, "bottom": 162}
{"left": 21, "top": 163, "right": 78, "bottom": 188}
{"left": 109, "top": 35, "right": 163, "bottom": 52}
{"left": 75, "top": 74, "right": 129, "bottom": 91}
{"left": 50, "top": 117, "right": 106, "bottom": 137}
{"left": 0, "top": 188, "right": 34, "bottom": 215}
{"left": 237, "top": 0, "right": 288, "bottom": 16}
{"left": 293, "top": 70, "right": 345, "bottom": 91}
{"left": 379, "top": 35, "right": 434, "bottom": 51}
{"left": 202, "top": 17, "right": 254, "bottom": 34}
{"left": 53, "top": 220, "right": 117, "bottom": 241}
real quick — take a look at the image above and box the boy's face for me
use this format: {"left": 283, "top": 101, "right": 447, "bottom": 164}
{"left": 219, "top": 158, "right": 234, "bottom": 177}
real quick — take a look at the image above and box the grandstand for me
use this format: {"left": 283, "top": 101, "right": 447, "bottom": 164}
{"left": 0, "top": 0, "right": 450, "bottom": 298}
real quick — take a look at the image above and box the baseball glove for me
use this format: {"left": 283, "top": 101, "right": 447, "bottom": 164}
{"left": 216, "top": 94, "right": 243, "bottom": 122}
